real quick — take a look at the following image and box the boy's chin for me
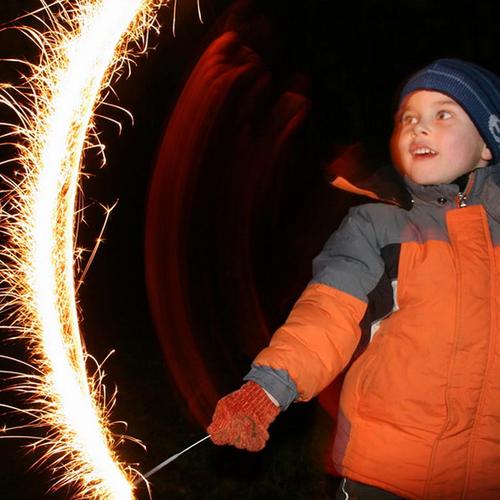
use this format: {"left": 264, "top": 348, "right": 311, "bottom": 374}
{"left": 409, "top": 177, "right": 444, "bottom": 186}
{"left": 402, "top": 168, "right": 455, "bottom": 186}
{"left": 399, "top": 170, "right": 444, "bottom": 186}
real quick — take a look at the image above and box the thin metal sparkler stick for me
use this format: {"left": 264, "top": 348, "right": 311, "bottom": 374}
{"left": 136, "top": 434, "right": 211, "bottom": 484}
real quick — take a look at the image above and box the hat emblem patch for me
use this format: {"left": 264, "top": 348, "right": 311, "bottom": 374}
{"left": 489, "top": 114, "right": 500, "bottom": 144}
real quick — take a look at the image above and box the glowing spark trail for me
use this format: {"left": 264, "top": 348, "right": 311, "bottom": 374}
{"left": 0, "top": 0, "right": 169, "bottom": 497}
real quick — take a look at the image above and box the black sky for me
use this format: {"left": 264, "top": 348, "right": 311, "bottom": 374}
{"left": 1, "top": 1, "right": 500, "bottom": 498}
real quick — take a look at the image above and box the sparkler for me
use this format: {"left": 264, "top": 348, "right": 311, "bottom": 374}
{"left": 0, "top": 0, "right": 174, "bottom": 497}
{"left": 137, "top": 435, "right": 211, "bottom": 484}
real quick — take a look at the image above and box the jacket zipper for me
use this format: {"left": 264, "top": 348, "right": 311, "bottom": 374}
{"left": 456, "top": 174, "right": 475, "bottom": 208}
{"left": 457, "top": 192, "right": 468, "bottom": 208}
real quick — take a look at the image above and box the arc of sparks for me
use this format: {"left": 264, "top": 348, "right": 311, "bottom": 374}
{"left": 0, "top": 0, "right": 169, "bottom": 497}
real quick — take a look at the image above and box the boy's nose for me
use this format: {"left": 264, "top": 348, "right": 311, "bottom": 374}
{"left": 412, "top": 120, "right": 430, "bottom": 136}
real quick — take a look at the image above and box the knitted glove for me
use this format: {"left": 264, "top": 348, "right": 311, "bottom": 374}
{"left": 207, "top": 381, "right": 280, "bottom": 451}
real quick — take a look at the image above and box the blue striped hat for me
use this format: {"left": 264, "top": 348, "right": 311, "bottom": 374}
{"left": 400, "top": 59, "right": 500, "bottom": 161}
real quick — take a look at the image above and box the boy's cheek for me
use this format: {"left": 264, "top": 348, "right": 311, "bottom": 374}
{"left": 390, "top": 131, "right": 405, "bottom": 172}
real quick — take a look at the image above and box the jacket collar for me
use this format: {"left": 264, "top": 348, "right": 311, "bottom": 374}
{"left": 329, "top": 163, "right": 414, "bottom": 210}
{"left": 405, "top": 162, "right": 500, "bottom": 211}
{"left": 404, "top": 175, "right": 462, "bottom": 205}
{"left": 328, "top": 144, "right": 500, "bottom": 213}
{"left": 472, "top": 163, "right": 500, "bottom": 222}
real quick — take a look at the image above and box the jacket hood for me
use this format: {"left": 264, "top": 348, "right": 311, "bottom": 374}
{"left": 327, "top": 143, "right": 500, "bottom": 215}
{"left": 327, "top": 143, "right": 413, "bottom": 210}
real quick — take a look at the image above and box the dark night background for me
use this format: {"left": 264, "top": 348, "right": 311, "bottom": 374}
{"left": 0, "top": 1, "right": 499, "bottom": 499}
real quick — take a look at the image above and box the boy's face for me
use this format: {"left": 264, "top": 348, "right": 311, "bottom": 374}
{"left": 391, "top": 90, "right": 492, "bottom": 185}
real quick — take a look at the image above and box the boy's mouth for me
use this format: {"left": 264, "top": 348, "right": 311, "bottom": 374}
{"left": 410, "top": 144, "right": 438, "bottom": 158}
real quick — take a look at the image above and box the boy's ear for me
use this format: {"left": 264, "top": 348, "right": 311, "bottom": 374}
{"left": 482, "top": 144, "right": 493, "bottom": 162}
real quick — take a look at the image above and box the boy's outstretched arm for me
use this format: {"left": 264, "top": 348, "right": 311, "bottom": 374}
{"left": 208, "top": 205, "right": 387, "bottom": 450}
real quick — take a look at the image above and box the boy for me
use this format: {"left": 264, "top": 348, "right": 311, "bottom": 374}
{"left": 208, "top": 59, "right": 500, "bottom": 499}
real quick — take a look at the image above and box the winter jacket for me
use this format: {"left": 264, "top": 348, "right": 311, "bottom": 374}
{"left": 245, "top": 163, "right": 500, "bottom": 499}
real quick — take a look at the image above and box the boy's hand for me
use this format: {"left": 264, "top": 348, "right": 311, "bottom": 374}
{"left": 207, "top": 381, "right": 280, "bottom": 451}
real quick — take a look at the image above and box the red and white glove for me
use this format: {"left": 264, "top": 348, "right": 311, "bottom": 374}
{"left": 207, "top": 381, "right": 280, "bottom": 451}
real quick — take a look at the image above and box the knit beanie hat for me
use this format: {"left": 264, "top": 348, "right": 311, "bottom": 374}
{"left": 399, "top": 58, "right": 500, "bottom": 161}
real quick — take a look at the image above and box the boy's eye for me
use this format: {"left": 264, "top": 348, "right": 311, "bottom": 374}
{"left": 436, "top": 110, "right": 452, "bottom": 120}
{"left": 400, "top": 113, "right": 417, "bottom": 125}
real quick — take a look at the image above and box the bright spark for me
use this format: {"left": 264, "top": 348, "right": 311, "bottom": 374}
{"left": 0, "top": 0, "right": 169, "bottom": 497}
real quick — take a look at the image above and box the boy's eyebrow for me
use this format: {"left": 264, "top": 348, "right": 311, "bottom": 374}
{"left": 435, "top": 99, "right": 459, "bottom": 106}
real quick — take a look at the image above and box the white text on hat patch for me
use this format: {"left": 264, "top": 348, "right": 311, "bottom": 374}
{"left": 489, "top": 114, "right": 500, "bottom": 144}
